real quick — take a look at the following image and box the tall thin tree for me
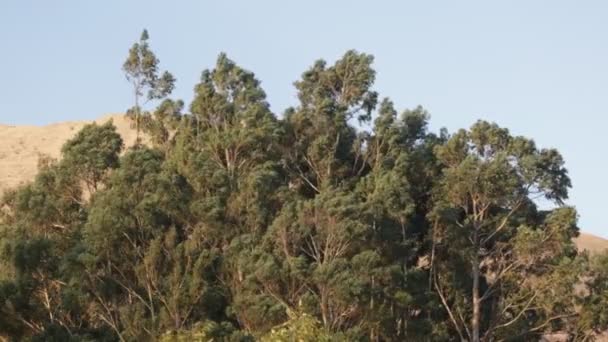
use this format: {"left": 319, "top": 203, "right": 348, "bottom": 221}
{"left": 123, "top": 29, "right": 175, "bottom": 140}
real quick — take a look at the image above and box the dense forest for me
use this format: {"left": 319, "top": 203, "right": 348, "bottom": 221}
{"left": 1, "top": 31, "right": 607, "bottom": 342}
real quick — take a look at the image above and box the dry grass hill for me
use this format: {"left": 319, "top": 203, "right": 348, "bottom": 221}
{"left": 1, "top": 114, "right": 607, "bottom": 253}
{"left": 575, "top": 233, "right": 608, "bottom": 254}
{"left": 0, "top": 114, "right": 136, "bottom": 193}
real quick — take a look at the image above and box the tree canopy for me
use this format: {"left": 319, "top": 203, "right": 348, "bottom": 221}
{"left": 0, "top": 30, "right": 606, "bottom": 342}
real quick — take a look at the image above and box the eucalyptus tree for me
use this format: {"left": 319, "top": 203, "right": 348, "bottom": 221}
{"left": 353, "top": 99, "right": 447, "bottom": 340}
{"left": 257, "top": 56, "right": 440, "bottom": 340}
{"left": 81, "top": 146, "right": 224, "bottom": 340}
{"left": 170, "top": 53, "right": 286, "bottom": 334}
{"left": 0, "top": 46, "right": 598, "bottom": 341}
{"left": 283, "top": 50, "right": 377, "bottom": 195}
{"left": 578, "top": 252, "right": 608, "bottom": 339}
{"left": 180, "top": 53, "right": 283, "bottom": 218}
{"left": 0, "top": 122, "right": 124, "bottom": 340}
{"left": 187, "top": 53, "right": 282, "bottom": 183}
{"left": 61, "top": 121, "right": 123, "bottom": 193}
{"left": 123, "top": 29, "right": 176, "bottom": 139}
{"left": 246, "top": 51, "right": 379, "bottom": 337}
{"left": 143, "top": 98, "right": 184, "bottom": 153}
{"left": 431, "top": 121, "right": 580, "bottom": 341}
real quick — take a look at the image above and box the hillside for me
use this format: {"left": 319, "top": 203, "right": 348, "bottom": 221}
{"left": 0, "top": 114, "right": 607, "bottom": 254}
{"left": 575, "top": 233, "right": 608, "bottom": 254}
{"left": 0, "top": 114, "right": 136, "bottom": 194}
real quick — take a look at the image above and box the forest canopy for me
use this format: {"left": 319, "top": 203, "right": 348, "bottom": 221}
{"left": 1, "top": 31, "right": 607, "bottom": 342}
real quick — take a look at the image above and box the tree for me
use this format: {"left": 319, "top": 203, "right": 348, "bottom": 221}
{"left": 431, "top": 120, "right": 579, "bottom": 341}
{"left": 283, "top": 50, "right": 377, "bottom": 195}
{"left": 143, "top": 99, "right": 184, "bottom": 153}
{"left": 261, "top": 313, "right": 334, "bottom": 342}
{"left": 177, "top": 54, "right": 286, "bottom": 334}
{"left": 82, "top": 147, "right": 206, "bottom": 340}
{"left": 123, "top": 29, "right": 176, "bottom": 140}
{"left": 61, "top": 120, "right": 123, "bottom": 193}
{"left": 0, "top": 153, "right": 91, "bottom": 339}
{"left": 0, "top": 47, "right": 600, "bottom": 341}
{"left": 579, "top": 251, "right": 608, "bottom": 339}
{"left": 187, "top": 53, "right": 282, "bottom": 181}
{"left": 354, "top": 99, "right": 444, "bottom": 340}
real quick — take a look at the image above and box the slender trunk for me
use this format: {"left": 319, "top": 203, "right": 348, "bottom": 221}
{"left": 370, "top": 275, "right": 375, "bottom": 341}
{"left": 135, "top": 87, "right": 140, "bottom": 141}
{"left": 370, "top": 275, "right": 375, "bottom": 310}
{"left": 400, "top": 220, "right": 408, "bottom": 338}
{"left": 427, "top": 220, "right": 438, "bottom": 342}
{"left": 174, "top": 312, "right": 181, "bottom": 331}
{"left": 196, "top": 115, "right": 200, "bottom": 145}
{"left": 146, "top": 283, "right": 155, "bottom": 324}
{"left": 43, "top": 286, "right": 54, "bottom": 323}
{"left": 429, "top": 220, "right": 438, "bottom": 292}
{"left": 371, "top": 219, "right": 377, "bottom": 332}
{"left": 320, "top": 287, "right": 329, "bottom": 329}
{"left": 401, "top": 221, "right": 407, "bottom": 275}
{"left": 472, "top": 227, "right": 481, "bottom": 342}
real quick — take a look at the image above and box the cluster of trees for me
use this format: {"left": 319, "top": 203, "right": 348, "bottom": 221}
{"left": 1, "top": 31, "right": 607, "bottom": 341}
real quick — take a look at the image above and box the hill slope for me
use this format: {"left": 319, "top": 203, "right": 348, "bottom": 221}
{"left": 575, "top": 233, "right": 608, "bottom": 254}
{"left": 0, "top": 114, "right": 606, "bottom": 253}
{"left": 0, "top": 114, "right": 136, "bottom": 193}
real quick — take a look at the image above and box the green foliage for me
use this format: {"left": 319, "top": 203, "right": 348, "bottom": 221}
{"left": 431, "top": 121, "right": 581, "bottom": 341}
{"left": 61, "top": 120, "right": 123, "bottom": 192}
{"left": 0, "top": 44, "right": 600, "bottom": 342}
{"left": 123, "top": 29, "right": 176, "bottom": 139}
{"left": 579, "top": 252, "right": 608, "bottom": 337}
{"left": 283, "top": 50, "right": 378, "bottom": 194}
{"left": 261, "top": 313, "right": 334, "bottom": 342}
{"left": 159, "top": 321, "right": 252, "bottom": 342}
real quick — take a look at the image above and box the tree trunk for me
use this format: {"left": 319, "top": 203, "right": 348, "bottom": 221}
{"left": 472, "top": 228, "right": 481, "bottom": 342}
{"left": 135, "top": 86, "right": 141, "bottom": 141}
{"left": 320, "top": 287, "right": 329, "bottom": 329}
{"left": 370, "top": 275, "right": 375, "bottom": 341}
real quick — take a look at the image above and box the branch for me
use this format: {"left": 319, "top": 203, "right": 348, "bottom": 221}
{"left": 456, "top": 306, "right": 473, "bottom": 341}
{"left": 293, "top": 164, "right": 320, "bottom": 193}
{"left": 434, "top": 273, "right": 467, "bottom": 342}
{"left": 481, "top": 260, "right": 521, "bottom": 301}
{"left": 491, "top": 291, "right": 538, "bottom": 332}
{"left": 529, "top": 313, "right": 577, "bottom": 333}
{"left": 481, "top": 199, "right": 523, "bottom": 245}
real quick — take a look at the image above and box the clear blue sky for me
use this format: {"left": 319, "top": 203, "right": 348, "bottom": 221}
{"left": 1, "top": 1, "right": 607, "bottom": 237}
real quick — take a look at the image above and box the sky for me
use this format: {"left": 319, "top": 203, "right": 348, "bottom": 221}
{"left": 1, "top": 1, "right": 607, "bottom": 237}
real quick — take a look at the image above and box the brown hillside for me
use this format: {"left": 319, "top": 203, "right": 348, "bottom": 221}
{"left": 1, "top": 114, "right": 607, "bottom": 254}
{"left": 575, "top": 233, "right": 608, "bottom": 254}
{"left": 0, "top": 114, "right": 136, "bottom": 194}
